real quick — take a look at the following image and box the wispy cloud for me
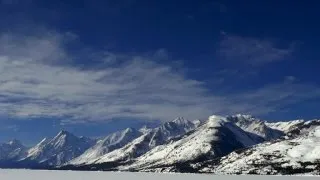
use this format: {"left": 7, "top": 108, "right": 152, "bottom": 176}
{"left": 0, "top": 30, "right": 318, "bottom": 123}
{"left": 218, "top": 33, "right": 296, "bottom": 66}
{"left": 0, "top": 31, "right": 221, "bottom": 122}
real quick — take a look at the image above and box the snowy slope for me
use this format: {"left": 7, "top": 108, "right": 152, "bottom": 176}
{"left": 0, "top": 140, "right": 27, "bottom": 161}
{"left": 121, "top": 115, "right": 259, "bottom": 171}
{"left": 25, "top": 138, "right": 50, "bottom": 160}
{"left": 22, "top": 131, "right": 94, "bottom": 166}
{"left": 266, "top": 120, "right": 305, "bottom": 133}
{"left": 198, "top": 120, "right": 320, "bottom": 175}
{"left": 227, "top": 114, "right": 284, "bottom": 141}
{"left": 69, "top": 128, "right": 142, "bottom": 165}
{"left": 91, "top": 117, "right": 197, "bottom": 164}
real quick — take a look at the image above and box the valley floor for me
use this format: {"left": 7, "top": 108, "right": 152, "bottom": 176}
{"left": 0, "top": 169, "right": 319, "bottom": 180}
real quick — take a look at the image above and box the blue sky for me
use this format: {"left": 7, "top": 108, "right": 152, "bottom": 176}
{"left": 0, "top": 0, "right": 320, "bottom": 144}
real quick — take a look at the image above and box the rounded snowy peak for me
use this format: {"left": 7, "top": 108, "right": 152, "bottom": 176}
{"left": 208, "top": 115, "right": 226, "bottom": 121}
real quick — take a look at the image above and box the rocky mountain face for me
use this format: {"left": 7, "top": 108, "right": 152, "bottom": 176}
{"left": 1, "top": 115, "right": 320, "bottom": 175}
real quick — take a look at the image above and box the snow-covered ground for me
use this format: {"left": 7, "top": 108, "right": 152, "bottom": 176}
{"left": 0, "top": 169, "right": 319, "bottom": 180}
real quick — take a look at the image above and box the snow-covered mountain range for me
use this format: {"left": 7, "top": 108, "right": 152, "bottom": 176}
{"left": 1, "top": 114, "right": 320, "bottom": 175}
{"left": 119, "top": 115, "right": 259, "bottom": 171}
{"left": 89, "top": 117, "right": 198, "bottom": 165}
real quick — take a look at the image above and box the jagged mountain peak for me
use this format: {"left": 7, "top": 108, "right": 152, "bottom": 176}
{"left": 228, "top": 114, "right": 262, "bottom": 123}
{"left": 234, "top": 114, "right": 255, "bottom": 119}
{"left": 227, "top": 115, "right": 264, "bottom": 129}
{"left": 49, "top": 130, "right": 80, "bottom": 149}
{"left": 22, "top": 130, "right": 94, "bottom": 166}
{"left": 172, "top": 117, "right": 188, "bottom": 123}
{"left": 226, "top": 114, "right": 283, "bottom": 141}
{"left": 50, "top": 130, "right": 76, "bottom": 145}
{"left": 208, "top": 114, "right": 257, "bottom": 124}
{"left": 163, "top": 117, "right": 191, "bottom": 127}
{"left": 100, "top": 128, "right": 140, "bottom": 145}
{"left": 55, "top": 130, "right": 74, "bottom": 138}
{"left": 156, "top": 117, "right": 196, "bottom": 133}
